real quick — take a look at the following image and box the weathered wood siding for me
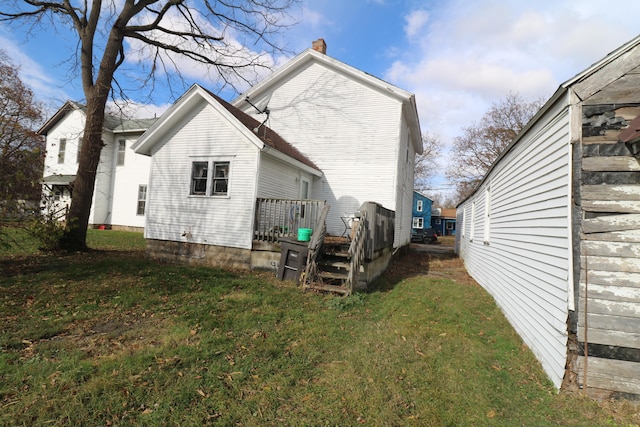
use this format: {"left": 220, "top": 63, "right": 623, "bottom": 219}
{"left": 145, "top": 100, "right": 260, "bottom": 250}
{"left": 237, "top": 61, "right": 409, "bottom": 245}
{"left": 458, "top": 97, "right": 572, "bottom": 388}
{"left": 576, "top": 102, "right": 640, "bottom": 397}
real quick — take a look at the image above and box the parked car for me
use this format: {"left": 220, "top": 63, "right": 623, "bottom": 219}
{"left": 411, "top": 228, "right": 438, "bottom": 244}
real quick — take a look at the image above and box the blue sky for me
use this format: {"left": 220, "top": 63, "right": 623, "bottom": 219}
{"left": 3, "top": 0, "right": 640, "bottom": 195}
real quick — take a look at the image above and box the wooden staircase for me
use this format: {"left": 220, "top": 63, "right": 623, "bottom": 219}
{"left": 302, "top": 208, "right": 368, "bottom": 296}
{"left": 310, "top": 238, "right": 352, "bottom": 295}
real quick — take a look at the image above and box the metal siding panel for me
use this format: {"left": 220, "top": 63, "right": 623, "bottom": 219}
{"left": 458, "top": 103, "right": 572, "bottom": 389}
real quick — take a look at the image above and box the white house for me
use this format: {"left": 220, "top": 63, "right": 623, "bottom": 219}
{"left": 131, "top": 39, "right": 422, "bottom": 280}
{"left": 457, "top": 34, "right": 640, "bottom": 399}
{"left": 233, "top": 39, "right": 422, "bottom": 248}
{"left": 132, "top": 85, "right": 323, "bottom": 269}
{"left": 39, "top": 101, "right": 156, "bottom": 231}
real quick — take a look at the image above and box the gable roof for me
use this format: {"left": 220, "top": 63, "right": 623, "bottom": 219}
{"left": 37, "top": 101, "right": 84, "bottom": 135}
{"left": 132, "top": 84, "right": 321, "bottom": 175}
{"left": 38, "top": 100, "right": 157, "bottom": 135}
{"left": 413, "top": 190, "right": 433, "bottom": 202}
{"left": 232, "top": 48, "right": 423, "bottom": 154}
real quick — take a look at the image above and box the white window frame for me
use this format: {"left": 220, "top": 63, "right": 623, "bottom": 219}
{"left": 300, "top": 176, "right": 311, "bottom": 199}
{"left": 189, "top": 158, "right": 231, "bottom": 197}
{"left": 412, "top": 217, "right": 423, "bottom": 229}
{"left": 483, "top": 185, "right": 491, "bottom": 244}
{"left": 137, "top": 185, "right": 147, "bottom": 216}
{"left": 416, "top": 200, "right": 423, "bottom": 212}
{"left": 117, "top": 140, "right": 126, "bottom": 166}
{"left": 470, "top": 201, "right": 476, "bottom": 242}
{"left": 58, "top": 138, "right": 66, "bottom": 164}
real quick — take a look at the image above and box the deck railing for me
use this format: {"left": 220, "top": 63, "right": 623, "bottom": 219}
{"left": 254, "top": 198, "right": 325, "bottom": 242}
{"left": 359, "top": 201, "right": 395, "bottom": 260}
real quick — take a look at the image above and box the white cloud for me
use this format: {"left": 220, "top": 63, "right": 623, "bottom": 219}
{"left": 404, "top": 9, "right": 429, "bottom": 41}
{"left": 106, "top": 100, "right": 171, "bottom": 119}
{"left": 0, "top": 34, "right": 70, "bottom": 106}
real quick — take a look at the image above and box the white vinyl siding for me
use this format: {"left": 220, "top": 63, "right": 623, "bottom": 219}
{"left": 458, "top": 99, "right": 572, "bottom": 389}
{"left": 107, "top": 135, "right": 150, "bottom": 228}
{"left": 144, "top": 100, "right": 259, "bottom": 250}
{"left": 256, "top": 154, "right": 306, "bottom": 200}
{"left": 238, "top": 61, "right": 407, "bottom": 243}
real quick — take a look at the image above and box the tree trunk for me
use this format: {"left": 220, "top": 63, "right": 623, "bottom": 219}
{"left": 59, "top": 96, "right": 108, "bottom": 251}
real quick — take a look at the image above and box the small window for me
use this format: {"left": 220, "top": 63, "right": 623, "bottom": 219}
{"left": 435, "top": 218, "right": 441, "bottom": 225}
{"left": 117, "top": 140, "right": 126, "bottom": 166}
{"left": 412, "top": 217, "right": 423, "bottom": 229}
{"left": 483, "top": 186, "right": 491, "bottom": 244}
{"left": 191, "top": 162, "right": 208, "bottom": 195}
{"left": 190, "top": 160, "right": 230, "bottom": 196}
{"left": 300, "top": 178, "right": 310, "bottom": 199}
{"left": 77, "top": 137, "right": 83, "bottom": 163}
{"left": 58, "top": 139, "right": 66, "bottom": 164}
{"left": 137, "top": 185, "right": 147, "bottom": 215}
{"left": 417, "top": 200, "right": 423, "bottom": 212}
{"left": 212, "top": 162, "right": 229, "bottom": 195}
{"left": 470, "top": 201, "right": 476, "bottom": 242}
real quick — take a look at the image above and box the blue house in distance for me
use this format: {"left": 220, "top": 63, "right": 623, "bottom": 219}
{"left": 411, "top": 191, "right": 433, "bottom": 232}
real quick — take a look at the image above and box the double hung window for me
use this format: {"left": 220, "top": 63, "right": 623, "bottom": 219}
{"left": 137, "top": 185, "right": 147, "bottom": 215}
{"left": 58, "top": 139, "right": 66, "bottom": 164}
{"left": 190, "top": 160, "right": 230, "bottom": 196}
{"left": 117, "top": 140, "right": 126, "bottom": 166}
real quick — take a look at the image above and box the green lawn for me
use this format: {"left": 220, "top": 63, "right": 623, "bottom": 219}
{"left": 0, "top": 228, "right": 638, "bottom": 426}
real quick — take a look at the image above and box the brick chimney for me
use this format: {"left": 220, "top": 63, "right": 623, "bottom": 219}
{"left": 312, "top": 38, "right": 327, "bottom": 54}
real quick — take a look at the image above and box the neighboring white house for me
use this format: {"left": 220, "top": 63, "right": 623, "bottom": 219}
{"left": 457, "top": 34, "right": 640, "bottom": 399}
{"left": 39, "top": 101, "right": 156, "bottom": 231}
{"left": 131, "top": 39, "right": 422, "bottom": 275}
{"left": 233, "top": 39, "right": 422, "bottom": 248}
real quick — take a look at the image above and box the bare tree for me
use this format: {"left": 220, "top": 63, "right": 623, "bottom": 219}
{"left": 414, "top": 131, "right": 442, "bottom": 194}
{"left": 446, "top": 92, "right": 545, "bottom": 201}
{"left": 0, "top": 49, "right": 44, "bottom": 209}
{"left": 0, "top": 0, "right": 298, "bottom": 251}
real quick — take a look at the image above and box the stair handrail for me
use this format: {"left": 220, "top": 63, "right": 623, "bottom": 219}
{"left": 346, "top": 210, "right": 367, "bottom": 295}
{"left": 302, "top": 203, "right": 330, "bottom": 290}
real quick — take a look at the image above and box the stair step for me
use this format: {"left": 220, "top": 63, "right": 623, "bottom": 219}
{"left": 305, "top": 283, "right": 350, "bottom": 294}
{"left": 319, "top": 270, "right": 349, "bottom": 280}
{"left": 319, "top": 259, "right": 350, "bottom": 270}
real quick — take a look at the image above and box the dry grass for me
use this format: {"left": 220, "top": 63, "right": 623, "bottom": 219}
{"left": 1, "top": 230, "right": 638, "bottom": 426}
